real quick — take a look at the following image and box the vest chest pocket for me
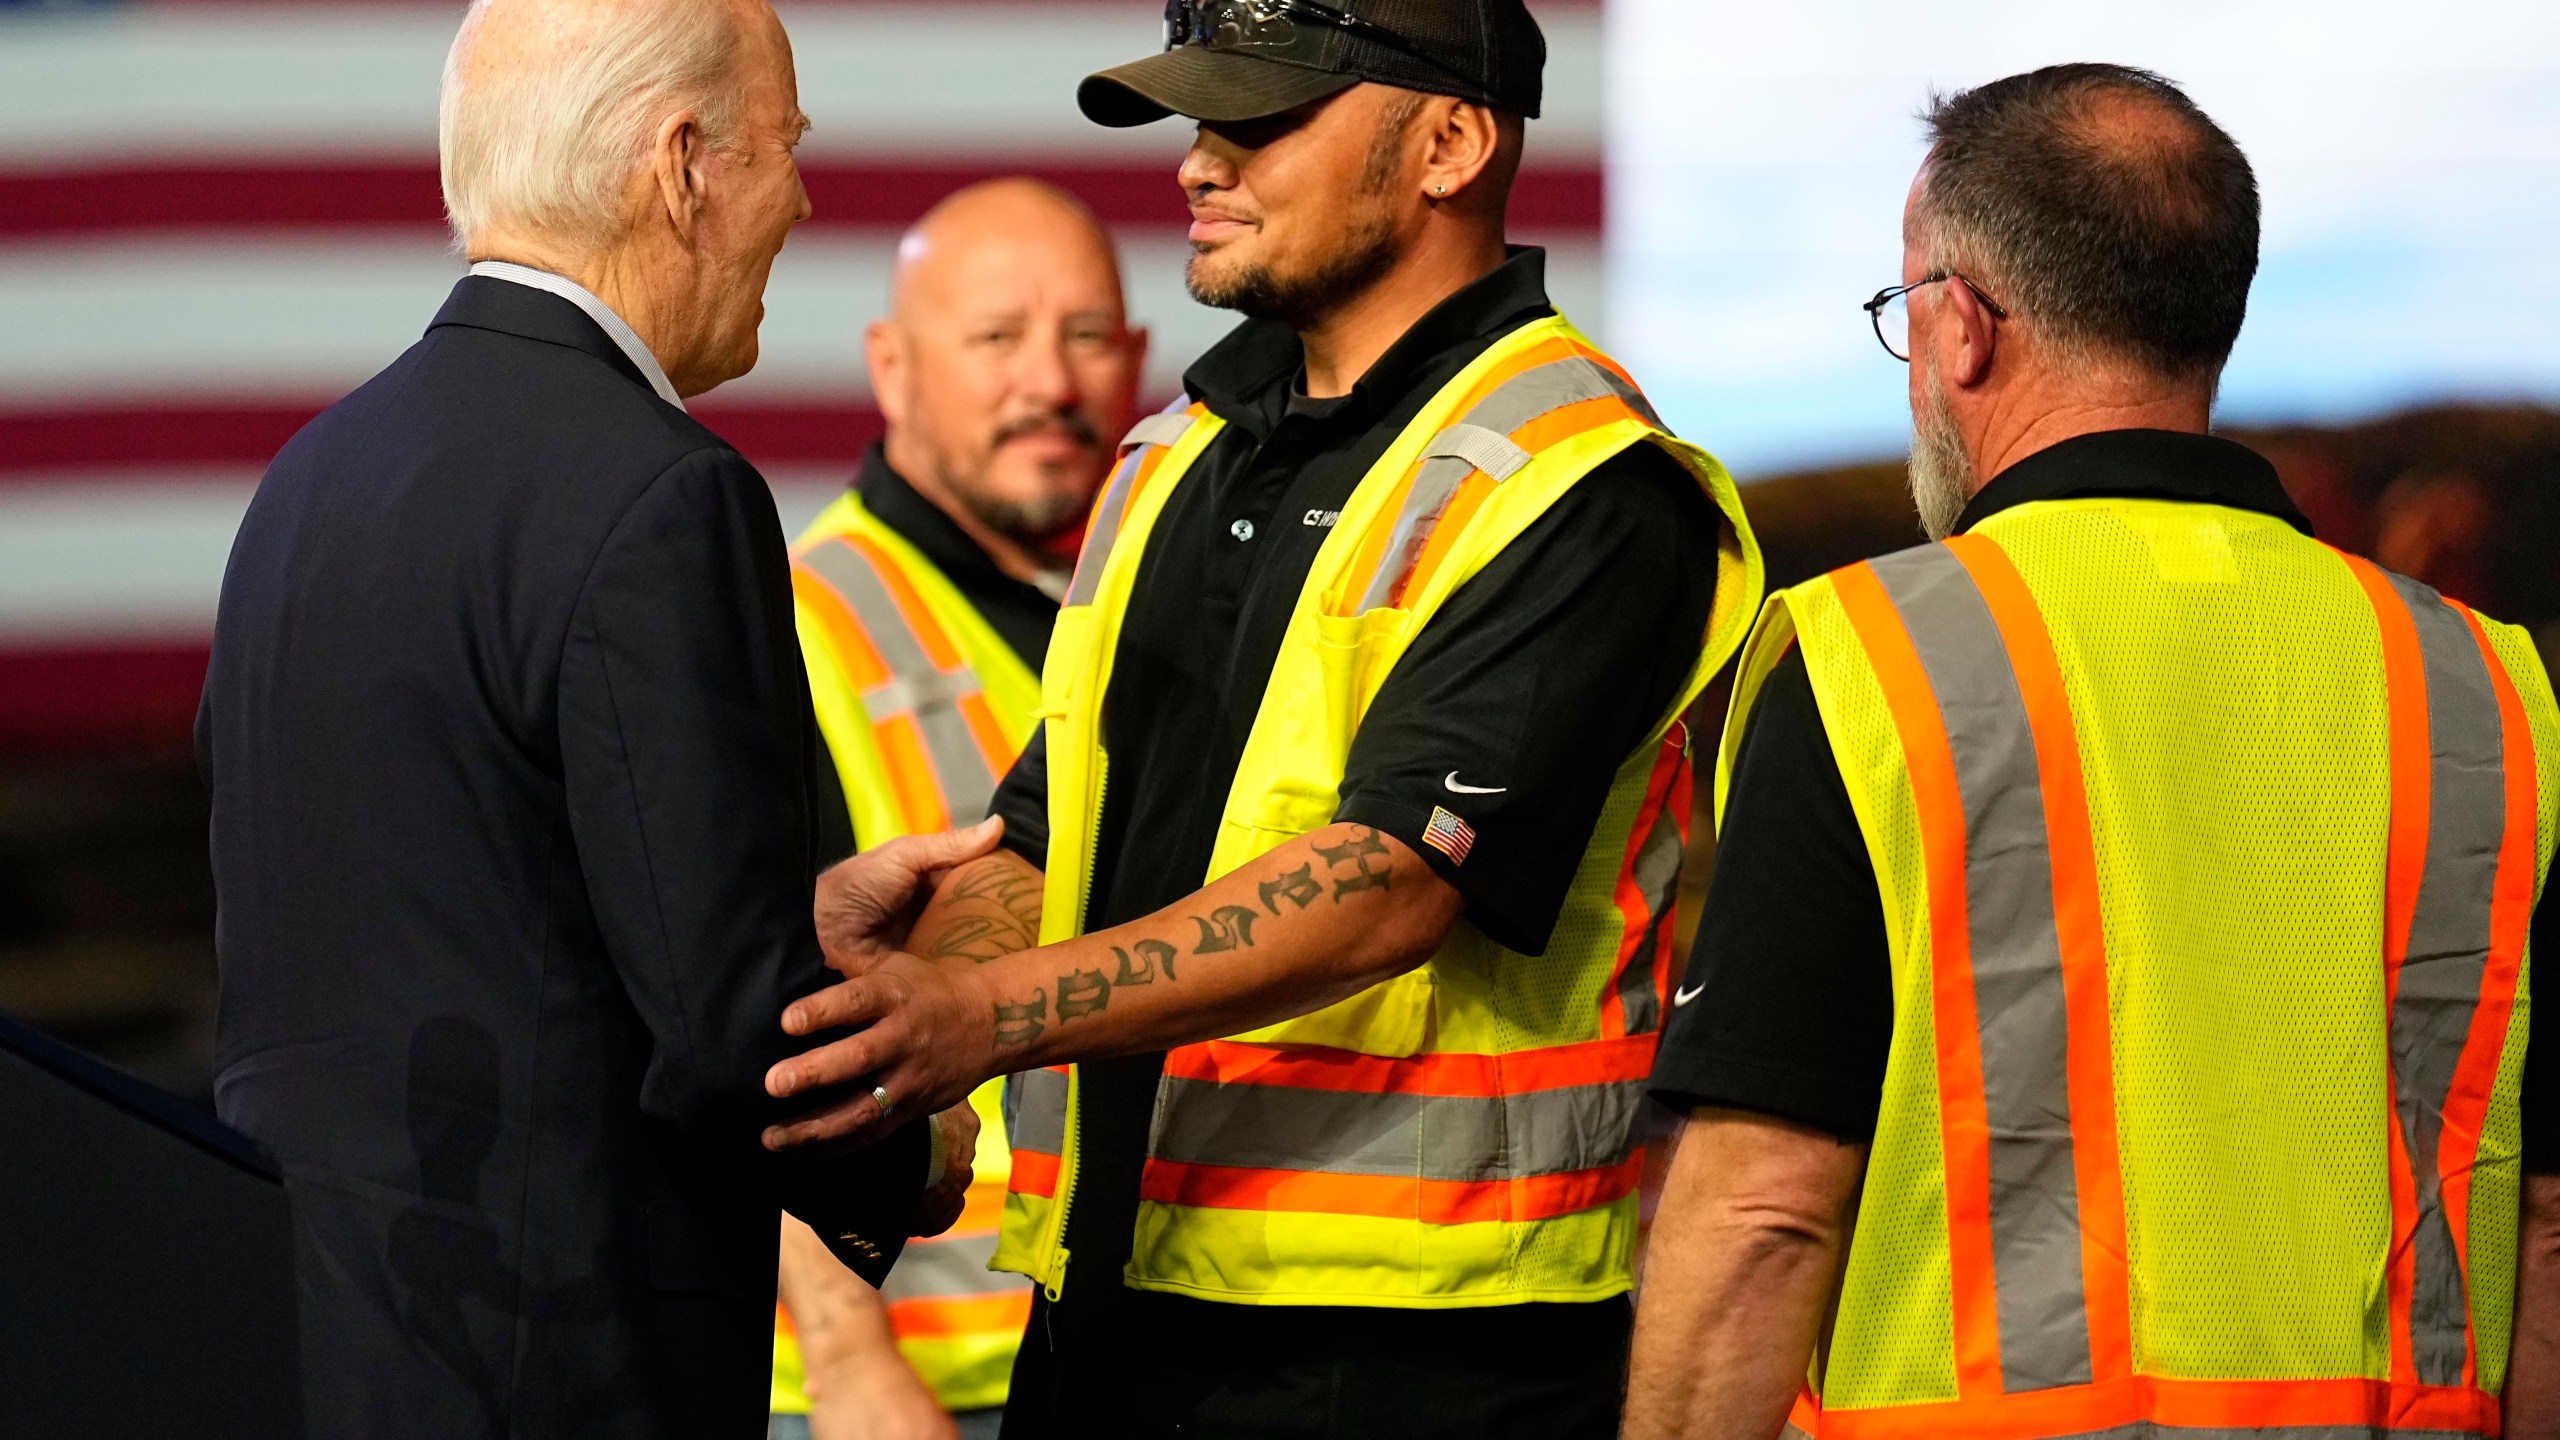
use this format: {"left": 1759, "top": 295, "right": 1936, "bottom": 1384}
{"left": 1219, "top": 604, "right": 1436, "bottom": 1058}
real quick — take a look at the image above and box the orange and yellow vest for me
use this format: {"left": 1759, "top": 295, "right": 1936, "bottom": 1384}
{"left": 1731, "top": 498, "right": 2558, "bottom": 1438}
{"left": 994, "top": 314, "right": 1765, "bottom": 1306}
{"left": 773, "top": 488, "right": 1040, "bottom": 1414}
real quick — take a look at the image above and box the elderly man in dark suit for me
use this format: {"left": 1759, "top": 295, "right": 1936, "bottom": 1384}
{"left": 197, "top": 0, "right": 987, "bottom": 1435}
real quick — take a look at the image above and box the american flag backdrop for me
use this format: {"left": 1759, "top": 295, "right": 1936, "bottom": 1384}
{"left": 0, "top": 0, "right": 1604, "bottom": 754}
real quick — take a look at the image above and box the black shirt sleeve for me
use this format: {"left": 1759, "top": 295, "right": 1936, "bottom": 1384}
{"left": 1332, "top": 440, "right": 1725, "bottom": 955}
{"left": 1647, "top": 646, "right": 1896, "bottom": 1141}
{"left": 990, "top": 725, "right": 1052, "bottom": 871}
{"left": 2527, "top": 867, "right": 2558, "bottom": 1172}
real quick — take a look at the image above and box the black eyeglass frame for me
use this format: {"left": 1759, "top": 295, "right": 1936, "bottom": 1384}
{"left": 1862, "top": 272, "right": 2010, "bottom": 363}
{"left": 1165, "top": 0, "right": 1442, "bottom": 72}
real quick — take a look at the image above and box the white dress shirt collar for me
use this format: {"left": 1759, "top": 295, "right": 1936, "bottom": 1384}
{"left": 466, "top": 260, "right": 686, "bottom": 412}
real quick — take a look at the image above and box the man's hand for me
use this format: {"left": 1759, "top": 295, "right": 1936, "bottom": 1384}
{"left": 914, "top": 1101, "right": 980, "bottom": 1239}
{"left": 814, "top": 818, "right": 1005, "bottom": 977}
{"left": 766, "top": 822, "right": 1460, "bottom": 1152}
{"left": 764, "top": 953, "right": 997, "bottom": 1151}
{"left": 778, "top": 1216, "right": 959, "bottom": 1440}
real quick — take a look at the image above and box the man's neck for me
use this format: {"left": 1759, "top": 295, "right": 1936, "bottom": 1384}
{"left": 879, "top": 435, "right": 1063, "bottom": 588}
{"left": 469, "top": 231, "right": 696, "bottom": 395}
{"left": 1965, "top": 373, "right": 2214, "bottom": 491}
{"left": 1298, "top": 230, "right": 1508, "bottom": 400}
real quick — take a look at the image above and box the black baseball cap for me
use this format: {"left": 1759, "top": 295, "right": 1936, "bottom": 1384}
{"left": 1078, "top": 0, "right": 1544, "bottom": 129}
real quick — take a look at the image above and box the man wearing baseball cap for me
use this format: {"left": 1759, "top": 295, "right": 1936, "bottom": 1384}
{"left": 761, "top": 3, "right": 1763, "bottom": 1434}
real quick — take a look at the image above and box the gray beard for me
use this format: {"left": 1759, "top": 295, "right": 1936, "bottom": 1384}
{"left": 1907, "top": 359, "right": 1974, "bottom": 541}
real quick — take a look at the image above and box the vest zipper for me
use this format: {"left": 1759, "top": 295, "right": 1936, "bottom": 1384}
{"left": 1039, "top": 747, "right": 1105, "bottom": 1300}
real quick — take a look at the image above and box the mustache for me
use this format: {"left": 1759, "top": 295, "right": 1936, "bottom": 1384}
{"left": 992, "top": 411, "right": 1101, "bottom": 452}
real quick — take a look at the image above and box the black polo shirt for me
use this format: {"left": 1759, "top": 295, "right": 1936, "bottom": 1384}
{"left": 810, "top": 444, "right": 1060, "bottom": 857}
{"left": 983, "top": 249, "right": 1726, "bottom": 1400}
{"left": 1648, "top": 428, "right": 2560, "bottom": 1173}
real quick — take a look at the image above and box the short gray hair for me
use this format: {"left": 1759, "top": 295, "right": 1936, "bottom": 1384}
{"left": 1914, "top": 63, "right": 2258, "bottom": 379}
{"left": 439, "top": 0, "right": 747, "bottom": 252}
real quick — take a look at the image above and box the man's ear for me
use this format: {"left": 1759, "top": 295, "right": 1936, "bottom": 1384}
{"left": 1417, "top": 98, "right": 1501, "bottom": 203}
{"left": 865, "top": 319, "right": 909, "bottom": 430}
{"left": 649, "top": 110, "right": 709, "bottom": 244}
{"left": 1942, "top": 278, "right": 2000, "bottom": 389}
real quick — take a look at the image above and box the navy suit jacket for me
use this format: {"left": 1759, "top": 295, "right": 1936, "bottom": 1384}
{"left": 200, "top": 277, "right": 925, "bottom": 1440}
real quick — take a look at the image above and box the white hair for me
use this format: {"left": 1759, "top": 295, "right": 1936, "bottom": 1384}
{"left": 439, "top": 0, "right": 747, "bottom": 253}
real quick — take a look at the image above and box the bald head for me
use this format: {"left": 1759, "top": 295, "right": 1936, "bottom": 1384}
{"left": 890, "top": 179, "right": 1125, "bottom": 329}
{"left": 867, "top": 179, "right": 1146, "bottom": 576}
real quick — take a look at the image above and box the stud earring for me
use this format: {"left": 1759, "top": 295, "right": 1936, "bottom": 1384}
{"left": 1432, "top": 182, "right": 1447, "bottom": 196}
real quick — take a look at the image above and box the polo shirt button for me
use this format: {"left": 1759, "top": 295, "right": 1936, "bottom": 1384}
{"left": 1230, "top": 518, "right": 1256, "bottom": 542}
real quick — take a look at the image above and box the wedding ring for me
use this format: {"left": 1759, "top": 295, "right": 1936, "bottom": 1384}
{"left": 871, "top": 1083, "right": 894, "bottom": 1118}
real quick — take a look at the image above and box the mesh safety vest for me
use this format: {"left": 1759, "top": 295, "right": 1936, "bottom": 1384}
{"left": 772, "top": 489, "right": 1040, "bottom": 1414}
{"left": 1729, "top": 498, "right": 2559, "bottom": 1439}
{"left": 993, "top": 315, "right": 1765, "bottom": 1305}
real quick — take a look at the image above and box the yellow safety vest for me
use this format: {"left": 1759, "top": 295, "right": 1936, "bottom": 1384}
{"left": 994, "top": 314, "right": 1765, "bottom": 1306}
{"left": 773, "top": 489, "right": 1041, "bottom": 1415}
{"left": 1731, "top": 499, "right": 2558, "bottom": 1438}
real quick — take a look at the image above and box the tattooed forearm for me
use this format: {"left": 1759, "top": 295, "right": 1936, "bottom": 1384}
{"left": 993, "top": 989, "right": 1048, "bottom": 1049}
{"left": 1114, "top": 940, "right": 1175, "bottom": 985}
{"left": 922, "top": 855, "right": 1044, "bottom": 963}
{"left": 1258, "top": 864, "right": 1323, "bottom": 914}
{"left": 1057, "top": 968, "right": 1111, "bottom": 1020}
{"left": 1313, "top": 826, "right": 1392, "bottom": 898}
{"left": 924, "top": 915, "right": 1016, "bottom": 963}
{"left": 948, "top": 860, "right": 1043, "bottom": 927}
{"left": 1190, "top": 905, "right": 1261, "bottom": 954}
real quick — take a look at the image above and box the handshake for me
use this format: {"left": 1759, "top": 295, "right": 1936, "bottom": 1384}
{"left": 769, "top": 816, "right": 1031, "bottom": 1232}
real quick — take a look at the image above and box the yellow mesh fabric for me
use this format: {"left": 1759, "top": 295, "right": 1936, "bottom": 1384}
{"left": 1778, "top": 584, "right": 1958, "bottom": 1409}
{"left": 1986, "top": 501, "right": 2395, "bottom": 1381}
{"left": 2468, "top": 620, "right": 2560, "bottom": 1394}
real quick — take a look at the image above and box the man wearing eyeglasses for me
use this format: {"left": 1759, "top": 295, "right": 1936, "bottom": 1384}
{"left": 1626, "top": 64, "right": 2560, "bottom": 1440}
{"left": 751, "top": 1, "right": 1765, "bottom": 1436}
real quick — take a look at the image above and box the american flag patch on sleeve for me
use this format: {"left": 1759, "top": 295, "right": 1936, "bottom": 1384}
{"left": 1421, "top": 806, "right": 1477, "bottom": 865}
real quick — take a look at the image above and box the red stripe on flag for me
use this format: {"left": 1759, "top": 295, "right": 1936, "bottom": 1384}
{"left": 0, "top": 643, "right": 211, "bottom": 754}
{"left": 0, "top": 161, "right": 1601, "bottom": 238}
{"left": 0, "top": 402, "right": 891, "bottom": 477}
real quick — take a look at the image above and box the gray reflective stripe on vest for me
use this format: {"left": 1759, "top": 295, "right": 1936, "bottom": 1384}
{"left": 1066, "top": 404, "right": 1195, "bottom": 608}
{"left": 798, "top": 538, "right": 999, "bottom": 824}
{"left": 1617, "top": 801, "right": 1685, "bottom": 1035}
{"left": 876, "top": 1228, "right": 1028, "bottom": 1305}
{"left": 1356, "top": 354, "right": 1656, "bottom": 613}
{"left": 1866, "top": 543, "right": 2095, "bottom": 1394}
{"left": 1147, "top": 1074, "right": 1648, "bottom": 1182}
{"left": 1005, "top": 1067, "right": 1068, "bottom": 1156}
{"left": 2378, "top": 568, "right": 2511, "bottom": 1387}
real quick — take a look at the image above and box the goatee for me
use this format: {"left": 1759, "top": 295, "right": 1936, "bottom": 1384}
{"left": 1185, "top": 205, "right": 1400, "bottom": 329}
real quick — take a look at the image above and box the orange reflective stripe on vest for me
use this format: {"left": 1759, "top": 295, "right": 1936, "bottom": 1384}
{"left": 1832, "top": 537, "right": 2131, "bottom": 1398}
{"left": 1004, "top": 1065, "right": 1068, "bottom": 1200}
{"left": 1603, "top": 722, "right": 1692, "bottom": 1039}
{"left": 1135, "top": 1034, "right": 1654, "bottom": 1224}
{"left": 2342, "top": 553, "right": 2540, "bottom": 1390}
{"left": 1340, "top": 338, "right": 1657, "bottom": 614}
{"left": 794, "top": 534, "right": 1008, "bottom": 831}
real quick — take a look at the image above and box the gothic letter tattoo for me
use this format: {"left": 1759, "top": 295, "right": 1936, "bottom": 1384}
{"left": 1113, "top": 939, "right": 1178, "bottom": 987}
{"left": 993, "top": 989, "right": 1049, "bottom": 1049}
{"left": 1056, "top": 968, "right": 1111, "bottom": 1021}
{"left": 1190, "top": 905, "right": 1262, "bottom": 954}
{"left": 1257, "top": 863, "right": 1324, "bottom": 915}
{"left": 1314, "top": 827, "right": 1393, "bottom": 899}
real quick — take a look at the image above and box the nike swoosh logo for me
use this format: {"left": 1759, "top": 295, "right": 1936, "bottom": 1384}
{"left": 1673, "top": 983, "right": 1707, "bottom": 1008}
{"left": 1443, "top": 771, "right": 1507, "bottom": 795}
